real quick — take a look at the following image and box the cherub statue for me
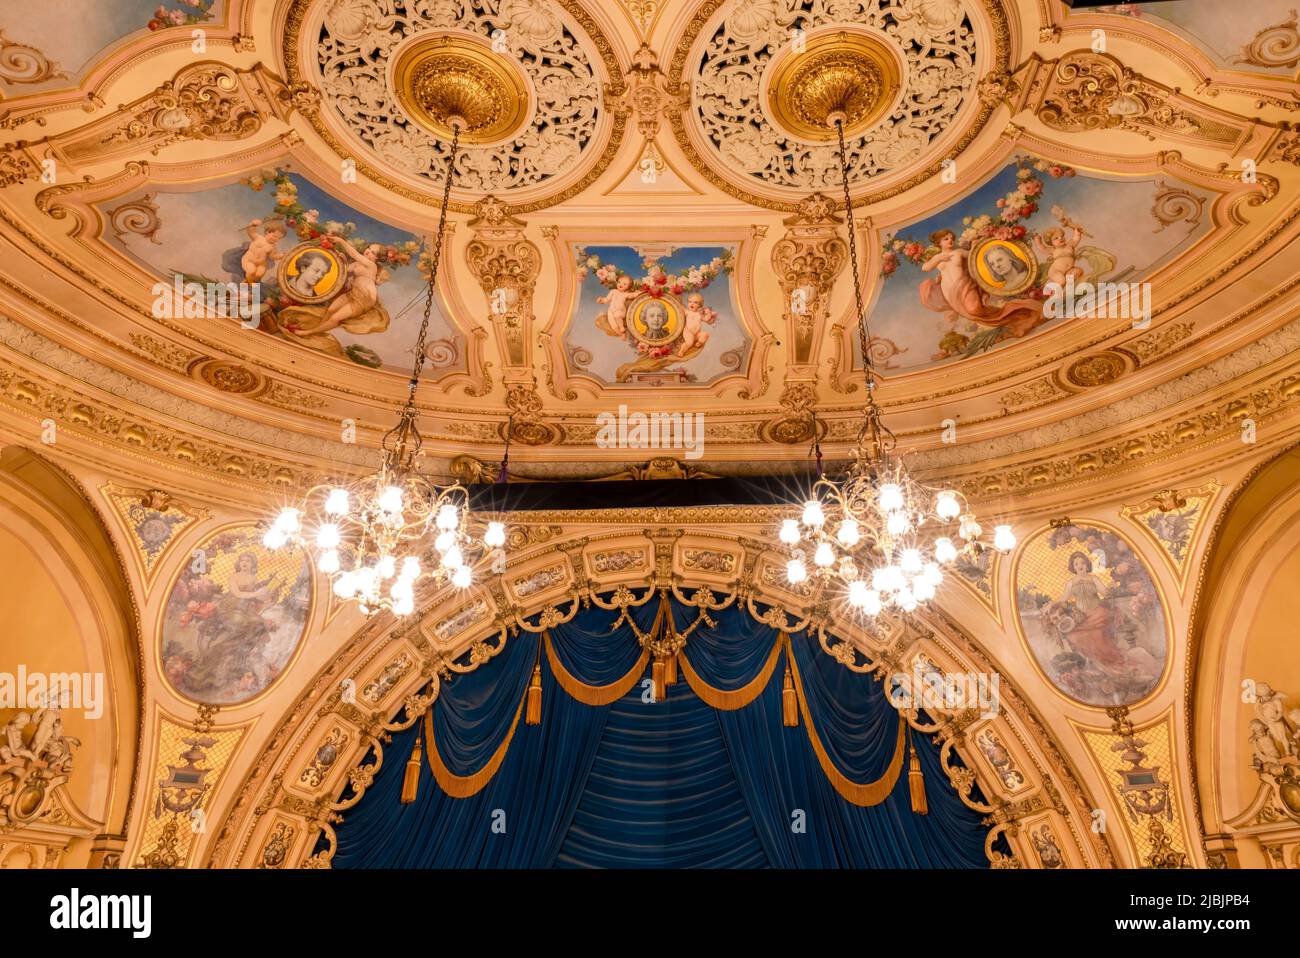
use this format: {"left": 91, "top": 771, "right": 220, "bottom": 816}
{"left": 240, "top": 218, "right": 287, "bottom": 283}
{"left": 1249, "top": 718, "right": 1282, "bottom": 770}
{"left": 1255, "top": 684, "right": 1296, "bottom": 756}
{"left": 27, "top": 707, "right": 62, "bottom": 763}
{"left": 0, "top": 711, "right": 32, "bottom": 764}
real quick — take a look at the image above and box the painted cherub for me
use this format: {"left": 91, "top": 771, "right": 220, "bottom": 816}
{"left": 677, "top": 292, "right": 717, "bottom": 357}
{"left": 1033, "top": 225, "right": 1086, "bottom": 288}
{"left": 596, "top": 273, "right": 636, "bottom": 335}
{"left": 240, "top": 218, "right": 287, "bottom": 283}
{"left": 300, "top": 239, "right": 389, "bottom": 335}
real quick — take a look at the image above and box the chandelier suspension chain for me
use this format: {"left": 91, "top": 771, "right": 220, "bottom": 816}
{"left": 836, "top": 119, "right": 875, "bottom": 396}
{"left": 408, "top": 125, "right": 461, "bottom": 407}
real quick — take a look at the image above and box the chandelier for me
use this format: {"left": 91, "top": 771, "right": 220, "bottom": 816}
{"left": 263, "top": 120, "right": 507, "bottom": 616}
{"left": 775, "top": 100, "right": 1015, "bottom": 616}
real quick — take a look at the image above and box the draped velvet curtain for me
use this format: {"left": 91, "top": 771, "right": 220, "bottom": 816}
{"left": 329, "top": 594, "right": 992, "bottom": 868}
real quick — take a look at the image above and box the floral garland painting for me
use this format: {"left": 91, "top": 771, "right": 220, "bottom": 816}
{"left": 160, "top": 527, "right": 311, "bottom": 705}
{"left": 1015, "top": 523, "right": 1167, "bottom": 707}
{"left": 147, "top": 0, "right": 216, "bottom": 30}
{"left": 568, "top": 245, "right": 745, "bottom": 385}
{"left": 868, "top": 155, "right": 1211, "bottom": 371}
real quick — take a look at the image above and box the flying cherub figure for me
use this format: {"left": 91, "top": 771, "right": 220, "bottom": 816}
{"left": 596, "top": 274, "right": 636, "bottom": 335}
{"left": 240, "top": 219, "right": 287, "bottom": 283}
{"left": 1034, "top": 225, "right": 1087, "bottom": 288}
{"left": 677, "top": 292, "right": 717, "bottom": 357}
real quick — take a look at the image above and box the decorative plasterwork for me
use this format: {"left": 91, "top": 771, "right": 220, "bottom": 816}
{"left": 282, "top": 0, "right": 628, "bottom": 213}
{"left": 0, "top": 31, "right": 70, "bottom": 86}
{"left": 465, "top": 196, "right": 540, "bottom": 371}
{"left": 99, "top": 483, "right": 209, "bottom": 587}
{"left": 1008, "top": 51, "right": 1271, "bottom": 155}
{"left": 667, "top": 0, "right": 1010, "bottom": 211}
{"left": 1074, "top": 708, "right": 1196, "bottom": 868}
{"left": 1120, "top": 481, "right": 1221, "bottom": 596}
{"left": 688, "top": 0, "right": 976, "bottom": 194}
{"left": 316, "top": 1, "right": 596, "bottom": 190}
{"left": 205, "top": 523, "right": 1111, "bottom": 869}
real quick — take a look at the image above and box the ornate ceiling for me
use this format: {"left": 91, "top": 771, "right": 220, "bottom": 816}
{"left": 0, "top": 0, "right": 1294, "bottom": 509}
{"left": 1, "top": 0, "right": 1300, "bottom": 874}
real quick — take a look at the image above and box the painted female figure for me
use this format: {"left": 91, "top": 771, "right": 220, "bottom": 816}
{"left": 1053, "top": 551, "right": 1126, "bottom": 670}
{"left": 184, "top": 552, "right": 277, "bottom": 694}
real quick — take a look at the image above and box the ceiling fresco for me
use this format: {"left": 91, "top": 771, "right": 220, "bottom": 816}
{"left": 0, "top": 0, "right": 1292, "bottom": 480}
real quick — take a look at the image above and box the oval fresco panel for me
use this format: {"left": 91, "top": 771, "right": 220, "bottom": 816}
{"left": 1014, "top": 522, "right": 1167, "bottom": 708}
{"left": 160, "top": 525, "right": 312, "bottom": 705}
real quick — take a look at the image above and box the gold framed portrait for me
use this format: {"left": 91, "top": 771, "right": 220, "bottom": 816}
{"left": 627, "top": 294, "right": 683, "bottom": 348}
{"left": 277, "top": 243, "right": 347, "bottom": 305}
{"left": 968, "top": 237, "right": 1038, "bottom": 296}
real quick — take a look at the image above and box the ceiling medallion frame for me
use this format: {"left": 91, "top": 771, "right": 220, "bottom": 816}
{"left": 764, "top": 29, "right": 903, "bottom": 144}
{"left": 280, "top": 0, "right": 627, "bottom": 214}
{"left": 391, "top": 33, "right": 533, "bottom": 147}
{"left": 666, "top": 0, "right": 1012, "bottom": 212}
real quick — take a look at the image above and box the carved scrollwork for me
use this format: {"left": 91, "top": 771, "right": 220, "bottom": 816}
{"left": 0, "top": 30, "right": 69, "bottom": 85}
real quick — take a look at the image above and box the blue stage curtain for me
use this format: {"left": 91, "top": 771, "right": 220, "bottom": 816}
{"left": 556, "top": 679, "right": 771, "bottom": 868}
{"left": 330, "top": 593, "right": 991, "bottom": 868}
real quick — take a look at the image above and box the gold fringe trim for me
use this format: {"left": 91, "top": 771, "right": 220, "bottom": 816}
{"left": 543, "top": 630, "right": 650, "bottom": 706}
{"left": 786, "top": 633, "right": 906, "bottom": 807}
{"left": 678, "top": 635, "right": 785, "bottom": 711}
{"left": 424, "top": 693, "right": 525, "bottom": 798}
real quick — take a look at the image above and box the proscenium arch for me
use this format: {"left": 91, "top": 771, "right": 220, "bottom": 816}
{"left": 1188, "top": 442, "right": 1300, "bottom": 864}
{"left": 0, "top": 446, "right": 144, "bottom": 862}
{"left": 207, "top": 523, "right": 1106, "bottom": 868}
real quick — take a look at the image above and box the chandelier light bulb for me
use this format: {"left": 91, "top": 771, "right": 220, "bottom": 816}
{"left": 442, "top": 546, "right": 464, "bottom": 570}
{"left": 934, "top": 537, "right": 958, "bottom": 563}
{"left": 786, "top": 558, "right": 808, "bottom": 583}
{"left": 378, "top": 486, "right": 404, "bottom": 514}
{"left": 274, "top": 507, "right": 300, "bottom": 533}
{"left": 959, "top": 514, "right": 982, "bottom": 540}
{"left": 315, "top": 523, "right": 341, "bottom": 550}
{"left": 913, "top": 578, "right": 936, "bottom": 602}
{"left": 935, "top": 491, "right": 961, "bottom": 520}
{"left": 392, "top": 595, "right": 415, "bottom": 617}
{"left": 333, "top": 572, "right": 357, "bottom": 599}
{"left": 838, "top": 557, "right": 858, "bottom": 581}
{"left": 848, "top": 579, "right": 869, "bottom": 607}
{"left": 878, "top": 483, "right": 904, "bottom": 512}
{"left": 896, "top": 587, "right": 918, "bottom": 612}
{"left": 835, "top": 519, "right": 860, "bottom": 547}
{"left": 801, "top": 500, "right": 825, "bottom": 527}
{"left": 900, "top": 548, "right": 923, "bottom": 573}
{"left": 883, "top": 565, "right": 906, "bottom": 593}
{"left": 886, "top": 511, "right": 910, "bottom": 536}
{"left": 452, "top": 565, "right": 472, "bottom": 589}
{"left": 377, "top": 554, "right": 397, "bottom": 580}
{"left": 436, "top": 503, "right": 459, "bottom": 530}
{"left": 262, "top": 527, "right": 288, "bottom": 550}
{"left": 324, "top": 489, "right": 349, "bottom": 516}
{"left": 434, "top": 530, "right": 455, "bottom": 553}
{"left": 922, "top": 562, "right": 943, "bottom": 587}
{"left": 871, "top": 567, "right": 888, "bottom": 592}
{"left": 400, "top": 556, "right": 421, "bottom": 581}
{"left": 814, "top": 541, "right": 835, "bottom": 567}
{"left": 356, "top": 567, "right": 378, "bottom": 597}
{"left": 484, "top": 521, "right": 506, "bottom": 547}
{"left": 318, "top": 550, "right": 340, "bottom": 575}
{"left": 993, "top": 525, "right": 1017, "bottom": 553}
{"left": 862, "top": 589, "right": 883, "bottom": 617}
{"left": 779, "top": 519, "right": 801, "bottom": 545}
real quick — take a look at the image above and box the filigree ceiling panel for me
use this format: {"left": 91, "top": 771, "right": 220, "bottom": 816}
{"left": 300, "top": 0, "right": 618, "bottom": 205}
{"left": 679, "top": 0, "right": 990, "bottom": 204}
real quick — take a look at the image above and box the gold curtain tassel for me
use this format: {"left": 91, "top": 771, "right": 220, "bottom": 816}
{"left": 401, "top": 724, "right": 424, "bottom": 805}
{"left": 908, "top": 735, "right": 928, "bottom": 815}
{"left": 664, "top": 651, "right": 678, "bottom": 687}
{"left": 782, "top": 661, "right": 799, "bottom": 727}
{"left": 525, "top": 663, "right": 543, "bottom": 726}
{"left": 652, "top": 657, "right": 666, "bottom": 703}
